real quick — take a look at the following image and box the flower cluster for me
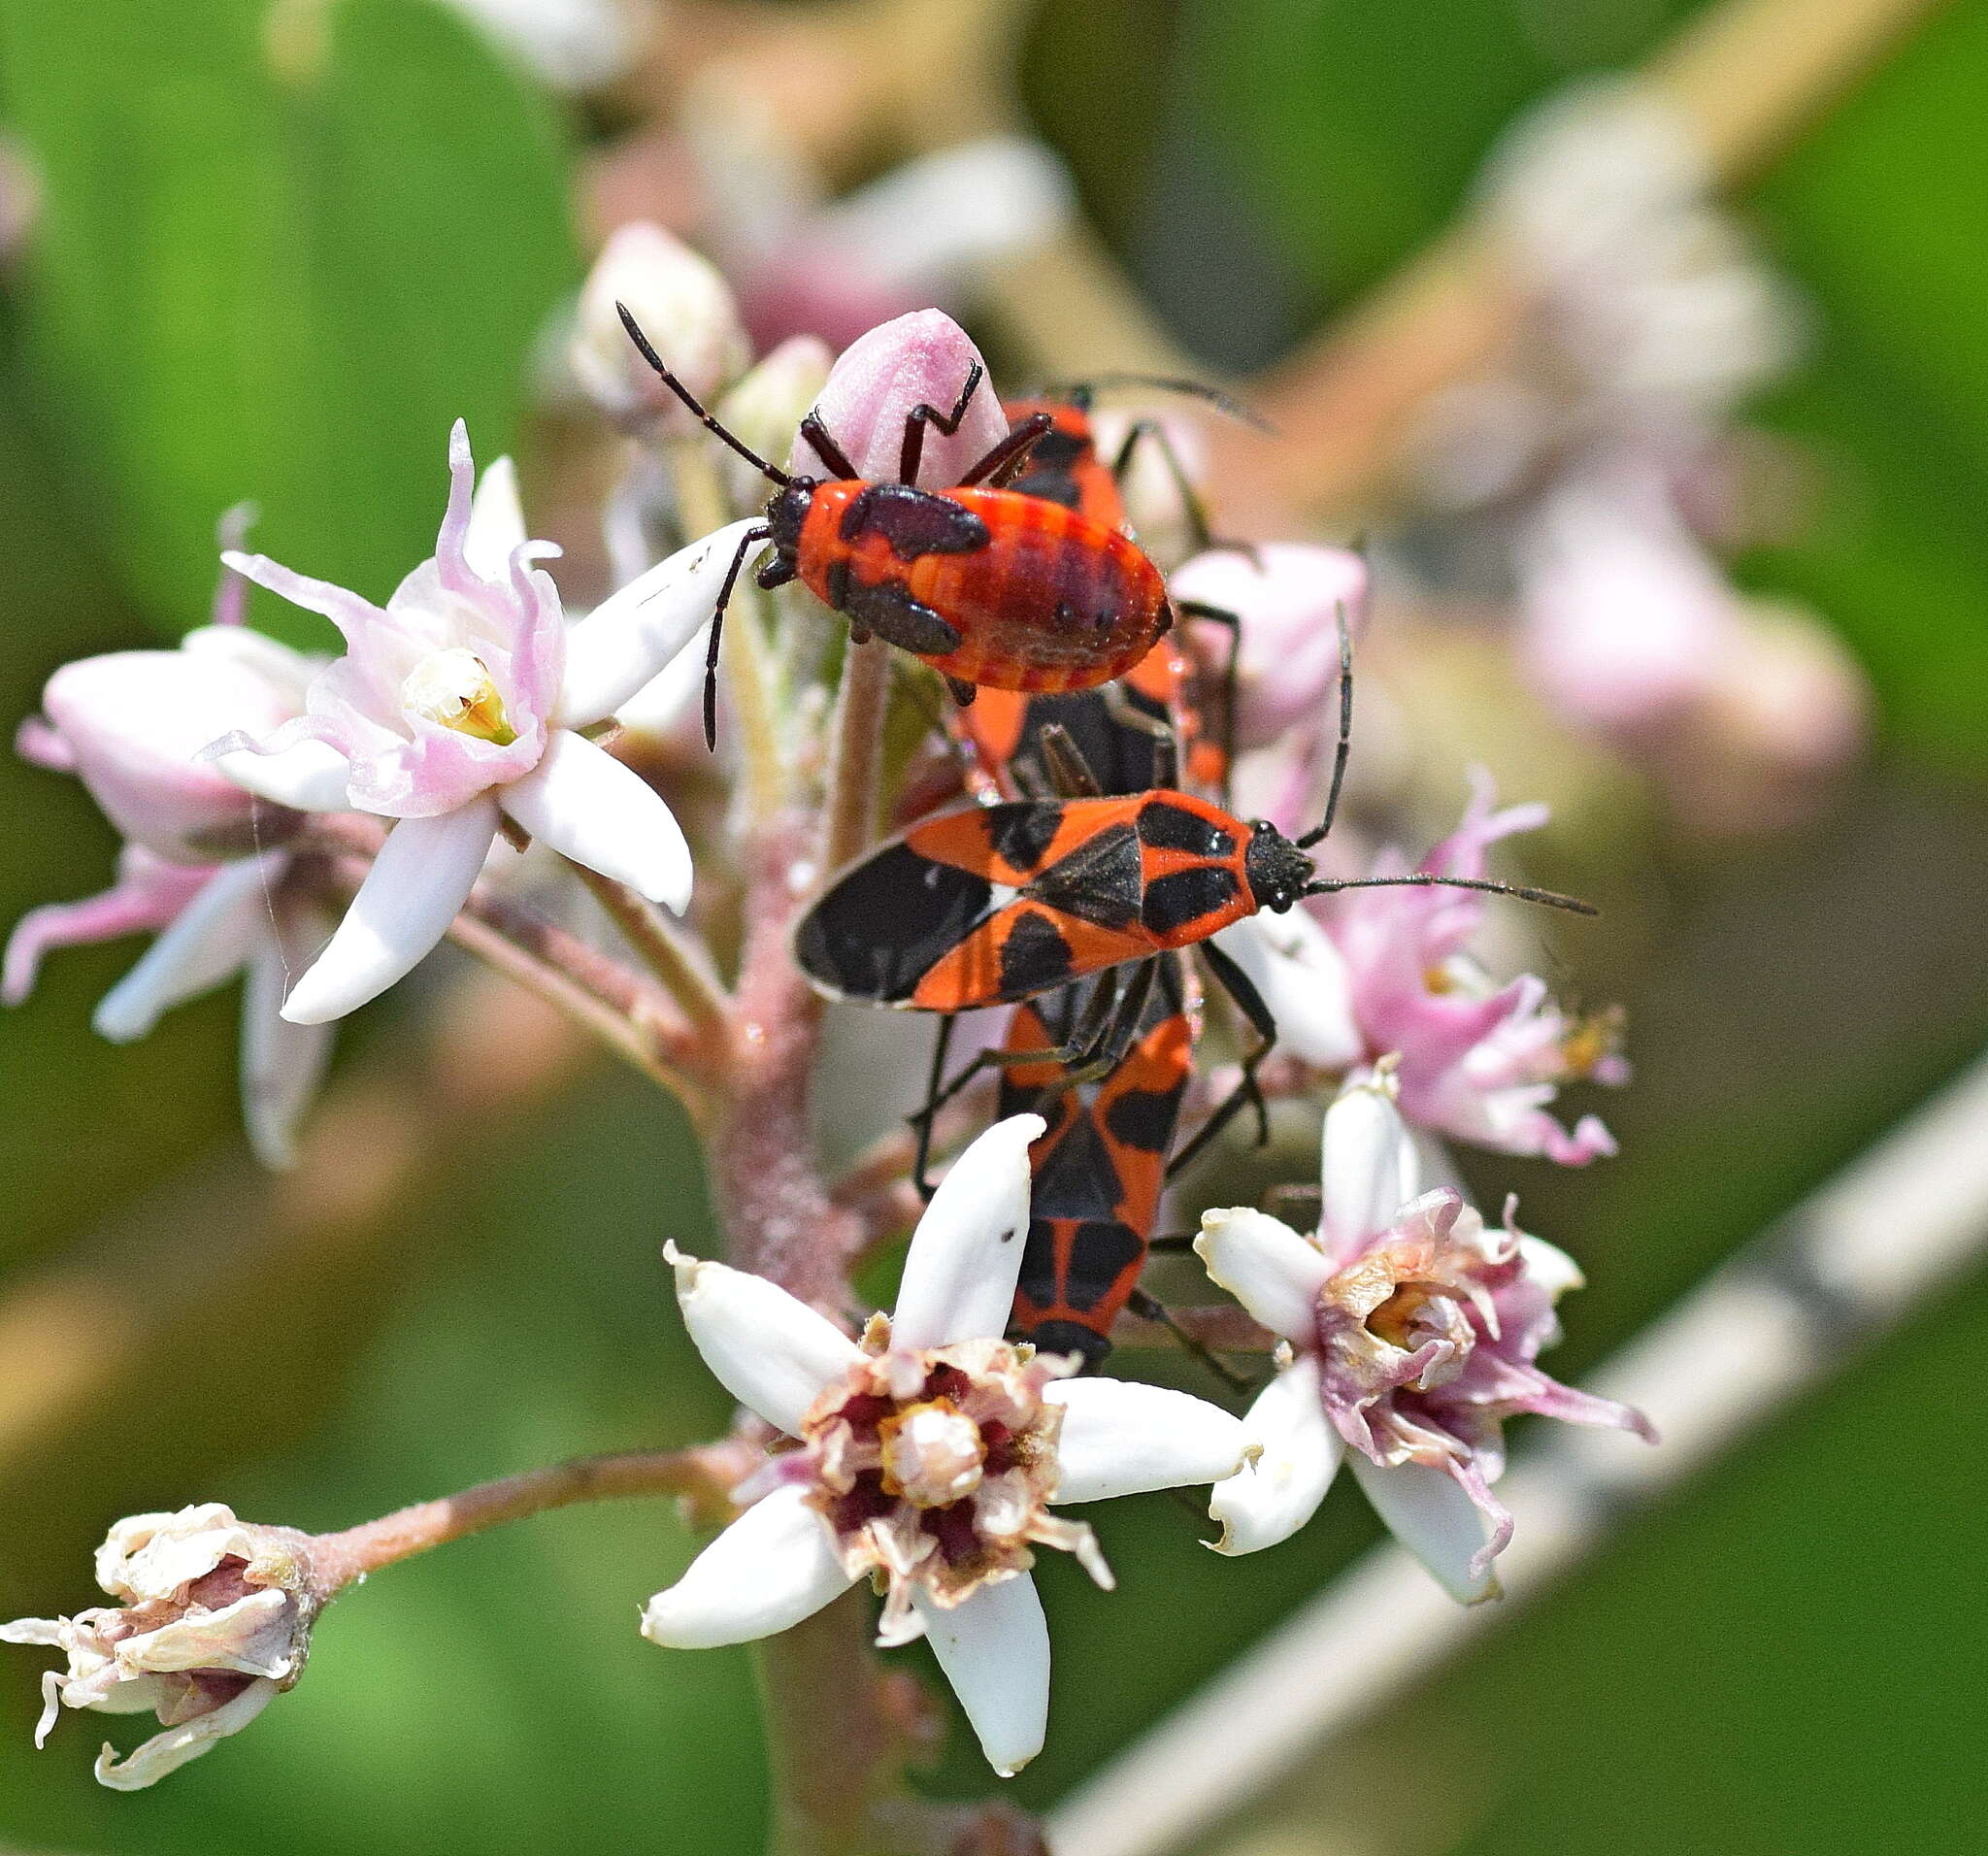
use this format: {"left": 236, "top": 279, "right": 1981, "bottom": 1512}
{"left": 9, "top": 211, "right": 1652, "bottom": 1806}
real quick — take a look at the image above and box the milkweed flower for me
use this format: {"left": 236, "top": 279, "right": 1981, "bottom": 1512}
{"left": 218, "top": 422, "right": 759, "bottom": 1024}
{"left": 1216, "top": 774, "right": 1622, "bottom": 1162}
{"left": 6, "top": 614, "right": 336, "bottom": 1166}
{"left": 1197, "top": 1074, "right": 1651, "bottom": 1599}
{"left": 642, "top": 1115, "right": 1253, "bottom": 1776}
{"left": 2, "top": 1505, "right": 316, "bottom": 1790}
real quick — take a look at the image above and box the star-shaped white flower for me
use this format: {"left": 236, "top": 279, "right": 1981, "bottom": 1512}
{"left": 643, "top": 1115, "right": 1254, "bottom": 1776}
{"left": 215, "top": 422, "right": 760, "bottom": 1024}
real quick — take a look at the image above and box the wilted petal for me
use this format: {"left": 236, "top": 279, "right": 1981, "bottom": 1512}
{"left": 557, "top": 519, "right": 768, "bottom": 729}
{"left": 280, "top": 799, "right": 498, "bottom": 1024}
{"left": 499, "top": 728, "right": 692, "bottom": 911}
{"left": 1348, "top": 1456, "right": 1498, "bottom": 1604}
{"left": 240, "top": 925, "right": 335, "bottom": 1169}
{"left": 93, "top": 1675, "right": 279, "bottom": 1792}
{"left": 1194, "top": 1208, "right": 1330, "bottom": 1342}
{"left": 4, "top": 849, "right": 211, "bottom": 1007}
{"left": 640, "top": 1486, "right": 854, "bottom": 1649}
{"left": 92, "top": 853, "right": 284, "bottom": 1043}
{"left": 213, "top": 736, "right": 353, "bottom": 812}
{"left": 1044, "top": 1377, "right": 1251, "bottom": 1503}
{"left": 912, "top": 1574, "right": 1048, "bottom": 1777}
{"left": 666, "top": 1243, "right": 860, "bottom": 1434}
{"left": 891, "top": 1114, "right": 1043, "bottom": 1349}
{"left": 1319, "top": 1078, "right": 1416, "bottom": 1267}
{"left": 1209, "top": 1355, "right": 1342, "bottom": 1556}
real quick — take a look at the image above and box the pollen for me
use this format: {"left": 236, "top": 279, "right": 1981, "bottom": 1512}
{"left": 402, "top": 647, "right": 517, "bottom": 746}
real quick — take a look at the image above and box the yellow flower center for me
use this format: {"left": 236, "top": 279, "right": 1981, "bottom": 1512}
{"left": 402, "top": 647, "right": 516, "bottom": 746}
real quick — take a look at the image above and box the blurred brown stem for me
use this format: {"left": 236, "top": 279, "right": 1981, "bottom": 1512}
{"left": 308, "top": 1443, "right": 749, "bottom": 1593}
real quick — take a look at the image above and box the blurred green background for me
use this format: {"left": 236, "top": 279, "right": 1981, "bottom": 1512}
{"left": 3, "top": 1, "right": 1986, "bottom": 1851}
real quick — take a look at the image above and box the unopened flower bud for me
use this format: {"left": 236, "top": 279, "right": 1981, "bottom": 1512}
{"left": 571, "top": 221, "right": 749, "bottom": 428}
{"left": 791, "top": 309, "right": 1009, "bottom": 489}
{"left": 1170, "top": 543, "right": 1370, "bottom": 751}
{"left": 2, "top": 1504, "right": 318, "bottom": 1790}
{"left": 713, "top": 333, "right": 834, "bottom": 509}
{"left": 31, "top": 627, "right": 314, "bottom": 862}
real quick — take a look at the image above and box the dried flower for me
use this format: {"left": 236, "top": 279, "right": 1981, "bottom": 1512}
{"left": 218, "top": 422, "right": 756, "bottom": 1022}
{"left": 642, "top": 1116, "right": 1252, "bottom": 1775}
{"left": 1197, "top": 1076, "right": 1651, "bottom": 1599}
{"left": 2, "top": 1505, "right": 317, "bottom": 1789}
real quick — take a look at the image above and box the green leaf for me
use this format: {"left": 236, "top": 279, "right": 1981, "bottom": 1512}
{"left": 0, "top": 0, "right": 576, "bottom": 646}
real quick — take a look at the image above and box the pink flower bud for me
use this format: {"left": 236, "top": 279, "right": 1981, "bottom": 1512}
{"left": 1170, "top": 543, "right": 1370, "bottom": 751}
{"left": 571, "top": 221, "right": 750, "bottom": 429}
{"left": 32, "top": 627, "right": 313, "bottom": 861}
{"left": 790, "top": 310, "right": 1010, "bottom": 489}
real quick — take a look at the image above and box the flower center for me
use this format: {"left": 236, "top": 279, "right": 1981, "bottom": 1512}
{"left": 877, "top": 1397, "right": 986, "bottom": 1507}
{"left": 401, "top": 647, "right": 516, "bottom": 746}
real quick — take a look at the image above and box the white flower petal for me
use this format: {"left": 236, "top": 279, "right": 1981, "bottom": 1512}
{"left": 93, "top": 1675, "right": 280, "bottom": 1792}
{"left": 557, "top": 518, "right": 768, "bottom": 729}
{"left": 891, "top": 1114, "right": 1043, "bottom": 1349}
{"left": 912, "top": 1574, "right": 1048, "bottom": 1777}
{"left": 1320, "top": 1080, "right": 1414, "bottom": 1263}
{"left": 640, "top": 1486, "right": 855, "bottom": 1649}
{"left": 91, "top": 853, "right": 282, "bottom": 1043}
{"left": 465, "top": 454, "right": 528, "bottom": 579}
{"left": 1044, "top": 1377, "right": 1252, "bottom": 1504}
{"left": 666, "top": 1243, "right": 860, "bottom": 1434}
{"left": 1193, "top": 1208, "right": 1330, "bottom": 1342}
{"left": 239, "top": 929, "right": 335, "bottom": 1169}
{"left": 280, "top": 799, "right": 498, "bottom": 1024}
{"left": 1348, "top": 1455, "right": 1497, "bottom": 1605}
{"left": 1209, "top": 1356, "right": 1342, "bottom": 1555}
{"left": 213, "top": 738, "right": 354, "bottom": 812}
{"left": 1519, "top": 1234, "right": 1584, "bottom": 1300}
{"left": 1212, "top": 913, "right": 1361, "bottom": 1070}
{"left": 498, "top": 729, "right": 692, "bottom": 912}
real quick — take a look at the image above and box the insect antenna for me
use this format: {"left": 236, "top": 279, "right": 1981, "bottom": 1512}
{"left": 1294, "top": 600, "right": 1355, "bottom": 849}
{"left": 1304, "top": 873, "right": 1598, "bottom": 917}
{"left": 615, "top": 304, "right": 793, "bottom": 486}
{"left": 1053, "top": 372, "right": 1276, "bottom": 434}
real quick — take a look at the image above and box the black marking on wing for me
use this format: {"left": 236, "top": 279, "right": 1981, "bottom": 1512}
{"left": 1061, "top": 1221, "right": 1147, "bottom": 1309}
{"left": 795, "top": 844, "right": 991, "bottom": 1002}
{"left": 1012, "top": 690, "right": 1167, "bottom": 798}
{"left": 1104, "top": 1080, "right": 1185, "bottom": 1158}
{"left": 842, "top": 481, "right": 990, "bottom": 558}
{"left": 1141, "top": 865, "right": 1239, "bottom": 938}
{"left": 1137, "top": 800, "right": 1235, "bottom": 858}
{"left": 1026, "top": 821, "right": 1142, "bottom": 929}
{"left": 1028, "top": 1112, "right": 1124, "bottom": 1222}
{"left": 983, "top": 803, "right": 1066, "bottom": 875}
{"left": 1013, "top": 1314, "right": 1112, "bottom": 1372}
{"left": 841, "top": 576, "right": 962, "bottom": 656}
{"left": 997, "top": 909, "right": 1076, "bottom": 998}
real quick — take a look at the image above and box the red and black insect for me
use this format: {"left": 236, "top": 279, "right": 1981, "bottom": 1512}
{"left": 614, "top": 306, "right": 1179, "bottom": 748}
{"left": 798, "top": 754, "right": 1593, "bottom": 1170}
{"left": 997, "top": 955, "right": 1192, "bottom": 1373}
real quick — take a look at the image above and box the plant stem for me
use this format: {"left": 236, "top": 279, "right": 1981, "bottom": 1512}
{"left": 821, "top": 638, "right": 892, "bottom": 876}
{"left": 308, "top": 1444, "right": 747, "bottom": 1595}
{"left": 565, "top": 858, "right": 732, "bottom": 1051}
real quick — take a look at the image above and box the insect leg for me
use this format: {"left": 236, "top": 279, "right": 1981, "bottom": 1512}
{"left": 898, "top": 360, "right": 986, "bottom": 484}
{"left": 797, "top": 412, "right": 858, "bottom": 481}
{"left": 1125, "top": 1287, "right": 1255, "bottom": 1394}
{"left": 1176, "top": 599, "right": 1242, "bottom": 802}
{"left": 700, "top": 526, "right": 775, "bottom": 753}
{"left": 1111, "top": 418, "right": 1229, "bottom": 557}
{"left": 1167, "top": 939, "right": 1277, "bottom": 1179}
{"left": 912, "top": 1012, "right": 959, "bottom": 1202}
{"left": 958, "top": 412, "right": 1055, "bottom": 487}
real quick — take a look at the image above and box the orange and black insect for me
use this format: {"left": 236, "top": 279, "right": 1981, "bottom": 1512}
{"left": 614, "top": 306, "right": 1178, "bottom": 749}
{"left": 997, "top": 955, "right": 1192, "bottom": 1372}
